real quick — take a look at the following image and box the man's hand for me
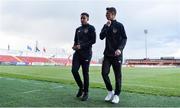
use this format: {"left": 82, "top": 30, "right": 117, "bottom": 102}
{"left": 72, "top": 45, "right": 77, "bottom": 50}
{"left": 115, "top": 49, "right": 121, "bottom": 56}
{"left": 76, "top": 45, "right": 81, "bottom": 50}
{"left": 72, "top": 45, "right": 81, "bottom": 50}
{"left": 106, "top": 20, "right": 111, "bottom": 27}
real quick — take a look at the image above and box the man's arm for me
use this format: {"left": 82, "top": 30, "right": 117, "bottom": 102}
{"left": 74, "top": 29, "right": 79, "bottom": 45}
{"left": 100, "top": 24, "right": 110, "bottom": 40}
{"left": 72, "top": 29, "right": 79, "bottom": 50}
{"left": 118, "top": 24, "right": 127, "bottom": 51}
{"left": 115, "top": 24, "right": 127, "bottom": 56}
{"left": 100, "top": 20, "right": 111, "bottom": 40}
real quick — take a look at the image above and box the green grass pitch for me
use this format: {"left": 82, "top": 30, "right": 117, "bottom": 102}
{"left": 0, "top": 66, "right": 180, "bottom": 107}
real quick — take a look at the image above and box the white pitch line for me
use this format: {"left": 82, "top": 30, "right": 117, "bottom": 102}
{"left": 52, "top": 86, "right": 64, "bottom": 89}
{"left": 33, "top": 82, "right": 43, "bottom": 85}
{"left": 90, "top": 81, "right": 177, "bottom": 90}
{"left": 123, "top": 83, "right": 177, "bottom": 90}
{"left": 19, "top": 80, "right": 29, "bottom": 83}
{"left": 23, "top": 89, "right": 41, "bottom": 94}
{"left": 4, "top": 78, "right": 15, "bottom": 80}
{"left": 22, "top": 85, "right": 64, "bottom": 94}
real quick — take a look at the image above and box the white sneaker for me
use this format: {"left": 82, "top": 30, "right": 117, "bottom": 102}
{"left": 105, "top": 90, "right": 114, "bottom": 101}
{"left": 111, "top": 95, "right": 119, "bottom": 104}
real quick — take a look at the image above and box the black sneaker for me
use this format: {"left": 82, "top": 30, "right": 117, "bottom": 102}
{"left": 81, "top": 93, "right": 88, "bottom": 101}
{"left": 76, "top": 89, "right": 83, "bottom": 97}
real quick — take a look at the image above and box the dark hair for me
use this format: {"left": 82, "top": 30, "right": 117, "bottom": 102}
{"left": 81, "top": 12, "right": 89, "bottom": 18}
{"left": 106, "top": 7, "right": 117, "bottom": 15}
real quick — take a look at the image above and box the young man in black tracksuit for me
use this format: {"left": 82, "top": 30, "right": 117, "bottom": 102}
{"left": 100, "top": 7, "right": 127, "bottom": 104}
{"left": 71, "top": 12, "right": 96, "bottom": 101}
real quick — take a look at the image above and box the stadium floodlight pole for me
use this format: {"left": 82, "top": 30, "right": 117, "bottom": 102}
{"left": 144, "top": 29, "right": 148, "bottom": 59}
{"left": 35, "top": 41, "right": 38, "bottom": 52}
{"left": 36, "top": 41, "right": 38, "bottom": 46}
{"left": 8, "top": 44, "right": 10, "bottom": 51}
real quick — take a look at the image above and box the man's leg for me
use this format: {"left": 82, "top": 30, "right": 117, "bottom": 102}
{"left": 102, "top": 57, "right": 115, "bottom": 101}
{"left": 81, "top": 59, "right": 90, "bottom": 93}
{"left": 102, "top": 57, "right": 112, "bottom": 91}
{"left": 111, "top": 57, "right": 122, "bottom": 103}
{"left": 81, "top": 57, "right": 91, "bottom": 101}
{"left": 112, "top": 58, "right": 122, "bottom": 95}
{"left": 71, "top": 53, "right": 83, "bottom": 97}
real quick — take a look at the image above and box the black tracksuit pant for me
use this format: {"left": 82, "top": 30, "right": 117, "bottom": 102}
{"left": 71, "top": 51, "right": 92, "bottom": 93}
{"left": 101, "top": 56, "right": 122, "bottom": 95}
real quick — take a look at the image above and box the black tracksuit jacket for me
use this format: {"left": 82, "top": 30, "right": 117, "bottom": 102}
{"left": 100, "top": 20, "right": 127, "bottom": 57}
{"left": 74, "top": 24, "right": 96, "bottom": 58}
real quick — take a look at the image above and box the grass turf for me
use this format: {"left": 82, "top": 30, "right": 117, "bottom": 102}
{"left": 0, "top": 77, "right": 180, "bottom": 107}
{"left": 0, "top": 66, "right": 180, "bottom": 97}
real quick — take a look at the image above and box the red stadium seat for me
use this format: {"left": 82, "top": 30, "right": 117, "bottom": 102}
{"left": 0, "top": 55, "right": 19, "bottom": 62}
{"left": 16, "top": 56, "right": 51, "bottom": 63}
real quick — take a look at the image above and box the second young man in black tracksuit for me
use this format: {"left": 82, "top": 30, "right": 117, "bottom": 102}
{"left": 100, "top": 7, "right": 127, "bottom": 104}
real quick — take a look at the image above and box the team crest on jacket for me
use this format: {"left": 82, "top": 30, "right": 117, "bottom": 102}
{"left": 77, "top": 29, "right": 81, "bottom": 33}
{"left": 113, "top": 27, "right": 118, "bottom": 34}
{"left": 84, "top": 28, "right": 89, "bottom": 34}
